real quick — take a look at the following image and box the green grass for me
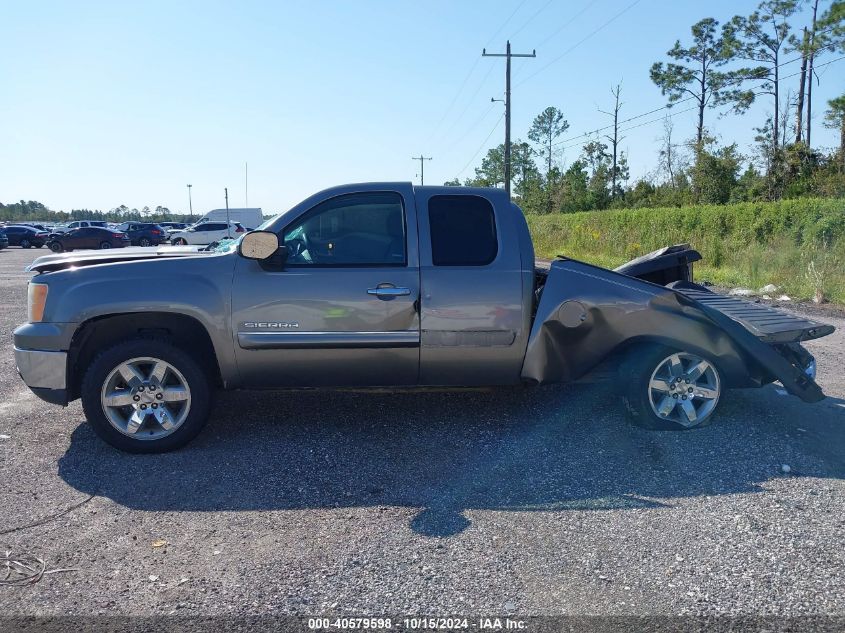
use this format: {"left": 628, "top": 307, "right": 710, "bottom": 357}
{"left": 526, "top": 198, "right": 845, "bottom": 304}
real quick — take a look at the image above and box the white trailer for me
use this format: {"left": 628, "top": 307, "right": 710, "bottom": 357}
{"left": 196, "top": 208, "right": 263, "bottom": 230}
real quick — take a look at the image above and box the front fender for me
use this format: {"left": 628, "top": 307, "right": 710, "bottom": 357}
{"left": 33, "top": 255, "right": 239, "bottom": 386}
{"left": 522, "top": 259, "right": 764, "bottom": 388}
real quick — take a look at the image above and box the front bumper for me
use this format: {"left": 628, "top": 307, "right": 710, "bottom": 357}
{"left": 14, "top": 347, "right": 68, "bottom": 406}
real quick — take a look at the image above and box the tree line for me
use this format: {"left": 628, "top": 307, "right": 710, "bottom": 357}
{"left": 448, "top": 0, "right": 845, "bottom": 213}
{"left": 0, "top": 201, "right": 195, "bottom": 223}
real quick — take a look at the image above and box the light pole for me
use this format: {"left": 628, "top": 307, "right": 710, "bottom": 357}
{"left": 224, "top": 187, "right": 231, "bottom": 238}
{"left": 186, "top": 184, "right": 193, "bottom": 221}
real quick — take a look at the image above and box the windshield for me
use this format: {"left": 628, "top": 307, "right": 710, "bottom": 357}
{"left": 255, "top": 215, "right": 279, "bottom": 231}
{"left": 205, "top": 215, "right": 280, "bottom": 253}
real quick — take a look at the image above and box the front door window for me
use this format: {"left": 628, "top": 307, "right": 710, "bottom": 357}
{"left": 282, "top": 192, "right": 406, "bottom": 267}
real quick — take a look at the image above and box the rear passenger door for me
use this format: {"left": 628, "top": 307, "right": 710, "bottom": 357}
{"left": 415, "top": 191, "right": 529, "bottom": 385}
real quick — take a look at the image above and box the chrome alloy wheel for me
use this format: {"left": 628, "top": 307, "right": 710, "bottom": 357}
{"left": 647, "top": 352, "right": 720, "bottom": 428}
{"left": 100, "top": 357, "right": 191, "bottom": 440}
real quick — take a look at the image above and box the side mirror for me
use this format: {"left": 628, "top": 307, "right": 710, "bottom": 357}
{"left": 238, "top": 230, "right": 281, "bottom": 260}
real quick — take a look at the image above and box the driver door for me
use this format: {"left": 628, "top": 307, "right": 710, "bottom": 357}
{"left": 231, "top": 186, "right": 420, "bottom": 387}
{"left": 63, "top": 228, "right": 84, "bottom": 248}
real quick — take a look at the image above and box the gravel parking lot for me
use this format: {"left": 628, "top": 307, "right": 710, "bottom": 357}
{"left": 1, "top": 246, "right": 844, "bottom": 620}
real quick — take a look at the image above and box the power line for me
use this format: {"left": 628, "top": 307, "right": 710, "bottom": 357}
{"left": 439, "top": 62, "right": 497, "bottom": 140}
{"left": 535, "top": 0, "right": 599, "bottom": 50}
{"left": 512, "top": 0, "right": 599, "bottom": 82}
{"left": 554, "top": 55, "right": 845, "bottom": 153}
{"left": 429, "top": 58, "right": 480, "bottom": 140}
{"left": 551, "top": 43, "right": 844, "bottom": 150}
{"left": 441, "top": 100, "right": 498, "bottom": 155}
{"left": 485, "top": 0, "right": 530, "bottom": 47}
{"left": 430, "top": 0, "right": 530, "bottom": 141}
{"left": 510, "top": 0, "right": 555, "bottom": 40}
{"left": 515, "top": 0, "right": 643, "bottom": 88}
{"left": 455, "top": 114, "right": 505, "bottom": 179}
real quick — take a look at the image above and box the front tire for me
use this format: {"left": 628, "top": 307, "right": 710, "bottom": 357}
{"left": 172, "top": 238, "right": 188, "bottom": 245}
{"left": 620, "top": 345, "right": 722, "bottom": 430}
{"left": 81, "top": 338, "right": 213, "bottom": 453}
{"left": 49, "top": 242, "right": 63, "bottom": 253}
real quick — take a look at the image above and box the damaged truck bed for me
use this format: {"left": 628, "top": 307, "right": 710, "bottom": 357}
{"left": 526, "top": 244, "right": 832, "bottom": 407}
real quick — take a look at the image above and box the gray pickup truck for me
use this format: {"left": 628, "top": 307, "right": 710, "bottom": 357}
{"left": 14, "top": 183, "right": 834, "bottom": 452}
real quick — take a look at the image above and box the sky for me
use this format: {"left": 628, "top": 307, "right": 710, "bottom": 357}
{"left": 1, "top": 0, "right": 842, "bottom": 215}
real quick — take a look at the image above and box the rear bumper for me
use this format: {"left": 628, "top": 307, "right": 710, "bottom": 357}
{"left": 14, "top": 347, "right": 69, "bottom": 406}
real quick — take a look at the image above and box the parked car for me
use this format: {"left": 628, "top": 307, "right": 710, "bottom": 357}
{"left": 159, "top": 222, "right": 188, "bottom": 231}
{"left": 67, "top": 220, "right": 108, "bottom": 230}
{"left": 114, "top": 222, "right": 166, "bottom": 246}
{"left": 169, "top": 221, "right": 245, "bottom": 245}
{"left": 4, "top": 225, "right": 49, "bottom": 248}
{"left": 195, "top": 208, "right": 262, "bottom": 230}
{"left": 51, "top": 220, "right": 109, "bottom": 235}
{"left": 47, "top": 226, "right": 130, "bottom": 252}
{"left": 14, "top": 183, "right": 834, "bottom": 453}
{"left": 0, "top": 228, "right": 9, "bottom": 249}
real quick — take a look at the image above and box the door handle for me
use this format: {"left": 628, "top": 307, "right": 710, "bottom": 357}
{"left": 367, "top": 286, "right": 411, "bottom": 298}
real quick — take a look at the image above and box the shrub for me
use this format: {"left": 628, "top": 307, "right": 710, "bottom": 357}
{"left": 527, "top": 198, "right": 845, "bottom": 302}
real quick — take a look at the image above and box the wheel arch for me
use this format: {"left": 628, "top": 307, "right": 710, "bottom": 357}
{"left": 67, "top": 312, "right": 222, "bottom": 401}
{"left": 608, "top": 334, "right": 761, "bottom": 388}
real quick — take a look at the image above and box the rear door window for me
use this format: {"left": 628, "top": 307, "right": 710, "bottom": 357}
{"left": 427, "top": 195, "right": 498, "bottom": 266}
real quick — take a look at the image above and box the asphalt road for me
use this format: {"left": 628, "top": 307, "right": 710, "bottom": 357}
{"left": 1, "top": 246, "right": 844, "bottom": 620}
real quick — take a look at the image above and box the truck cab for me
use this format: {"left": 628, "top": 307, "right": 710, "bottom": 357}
{"left": 231, "top": 183, "right": 533, "bottom": 388}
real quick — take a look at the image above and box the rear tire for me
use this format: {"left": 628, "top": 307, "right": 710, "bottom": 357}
{"left": 20, "top": 239, "right": 31, "bottom": 249}
{"left": 139, "top": 237, "right": 152, "bottom": 247}
{"left": 172, "top": 238, "right": 188, "bottom": 245}
{"left": 81, "top": 338, "right": 213, "bottom": 453}
{"left": 620, "top": 345, "right": 722, "bottom": 431}
{"left": 99, "top": 241, "right": 112, "bottom": 249}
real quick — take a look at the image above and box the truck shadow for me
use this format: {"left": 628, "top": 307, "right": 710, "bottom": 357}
{"left": 58, "top": 382, "right": 845, "bottom": 537}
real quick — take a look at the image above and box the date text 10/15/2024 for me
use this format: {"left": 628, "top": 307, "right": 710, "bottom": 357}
{"left": 307, "top": 617, "right": 527, "bottom": 630}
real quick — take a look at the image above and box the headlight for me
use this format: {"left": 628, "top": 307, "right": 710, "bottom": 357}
{"left": 28, "top": 282, "right": 48, "bottom": 322}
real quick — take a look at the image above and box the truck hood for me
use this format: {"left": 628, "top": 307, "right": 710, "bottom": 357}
{"left": 27, "top": 245, "right": 211, "bottom": 273}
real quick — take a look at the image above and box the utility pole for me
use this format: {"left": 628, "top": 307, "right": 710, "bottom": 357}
{"left": 806, "top": 0, "right": 820, "bottom": 147}
{"left": 483, "top": 40, "right": 535, "bottom": 199}
{"left": 224, "top": 187, "right": 231, "bottom": 238}
{"left": 186, "top": 184, "right": 193, "bottom": 221}
{"left": 411, "top": 155, "right": 432, "bottom": 185}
